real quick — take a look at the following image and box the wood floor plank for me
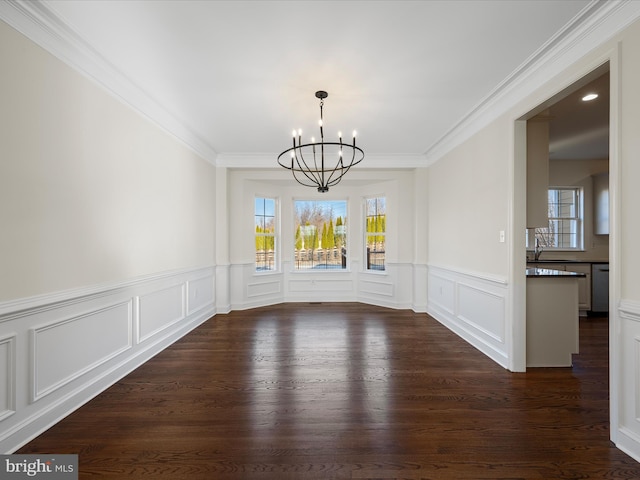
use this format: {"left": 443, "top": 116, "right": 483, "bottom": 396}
{"left": 17, "top": 303, "right": 640, "bottom": 479}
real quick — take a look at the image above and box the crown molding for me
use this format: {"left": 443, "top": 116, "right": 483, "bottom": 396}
{"left": 0, "top": 0, "right": 218, "bottom": 165}
{"left": 424, "top": 0, "right": 640, "bottom": 166}
{"left": 3, "top": 1, "right": 636, "bottom": 170}
{"left": 215, "top": 152, "right": 427, "bottom": 169}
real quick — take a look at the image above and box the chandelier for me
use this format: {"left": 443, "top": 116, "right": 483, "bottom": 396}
{"left": 277, "top": 90, "right": 364, "bottom": 192}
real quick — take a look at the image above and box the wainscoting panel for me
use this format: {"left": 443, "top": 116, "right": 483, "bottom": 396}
{"left": 427, "top": 265, "right": 509, "bottom": 368}
{"left": 427, "top": 272, "right": 456, "bottom": 316}
{"left": 356, "top": 264, "right": 415, "bottom": 310}
{"left": 412, "top": 263, "right": 428, "bottom": 313}
{"left": 288, "top": 278, "right": 354, "bottom": 293}
{"left": 358, "top": 277, "right": 394, "bottom": 297}
{"left": 457, "top": 282, "right": 505, "bottom": 343}
{"left": 247, "top": 280, "right": 281, "bottom": 298}
{"left": 229, "top": 264, "right": 284, "bottom": 310}
{"left": 231, "top": 262, "right": 420, "bottom": 311}
{"left": 0, "top": 335, "right": 15, "bottom": 421}
{"left": 187, "top": 274, "right": 215, "bottom": 316}
{"left": 31, "top": 301, "right": 133, "bottom": 402}
{"left": 215, "top": 264, "right": 231, "bottom": 314}
{"left": 631, "top": 335, "right": 640, "bottom": 422}
{"left": 137, "top": 284, "right": 185, "bottom": 343}
{"left": 617, "top": 300, "right": 640, "bottom": 462}
{"left": 0, "top": 266, "right": 216, "bottom": 454}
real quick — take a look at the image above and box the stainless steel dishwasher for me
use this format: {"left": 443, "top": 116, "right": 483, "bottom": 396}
{"left": 591, "top": 263, "right": 609, "bottom": 313}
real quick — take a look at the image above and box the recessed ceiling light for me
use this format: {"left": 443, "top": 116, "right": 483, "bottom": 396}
{"left": 582, "top": 93, "right": 598, "bottom": 101}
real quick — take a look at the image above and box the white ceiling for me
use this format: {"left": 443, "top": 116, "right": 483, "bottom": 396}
{"left": 548, "top": 71, "right": 609, "bottom": 161}
{"left": 13, "top": 0, "right": 605, "bottom": 163}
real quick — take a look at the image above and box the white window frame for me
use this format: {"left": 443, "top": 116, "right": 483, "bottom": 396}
{"left": 364, "top": 196, "right": 386, "bottom": 272}
{"left": 254, "top": 196, "right": 278, "bottom": 273}
{"left": 292, "top": 199, "right": 348, "bottom": 272}
{"left": 528, "top": 187, "right": 584, "bottom": 251}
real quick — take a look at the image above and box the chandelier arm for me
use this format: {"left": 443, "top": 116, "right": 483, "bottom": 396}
{"left": 277, "top": 143, "right": 364, "bottom": 191}
{"left": 292, "top": 167, "right": 321, "bottom": 188}
{"left": 292, "top": 148, "right": 322, "bottom": 188}
{"left": 295, "top": 145, "right": 324, "bottom": 186}
{"left": 277, "top": 148, "right": 324, "bottom": 189}
{"left": 322, "top": 156, "right": 344, "bottom": 188}
{"left": 324, "top": 144, "right": 351, "bottom": 187}
{"left": 337, "top": 147, "right": 363, "bottom": 180}
{"left": 320, "top": 143, "right": 326, "bottom": 188}
{"left": 325, "top": 144, "right": 364, "bottom": 185}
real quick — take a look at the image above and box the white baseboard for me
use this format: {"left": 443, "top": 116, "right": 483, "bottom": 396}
{"left": 426, "top": 265, "right": 509, "bottom": 369}
{"left": 616, "top": 426, "right": 640, "bottom": 465}
{"left": 614, "top": 300, "right": 640, "bottom": 463}
{"left": 0, "top": 266, "right": 215, "bottom": 453}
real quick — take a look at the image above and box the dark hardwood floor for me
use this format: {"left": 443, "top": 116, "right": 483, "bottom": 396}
{"left": 18, "top": 303, "right": 640, "bottom": 479}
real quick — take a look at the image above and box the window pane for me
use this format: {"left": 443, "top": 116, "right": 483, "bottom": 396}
{"left": 365, "top": 197, "right": 386, "bottom": 271}
{"left": 255, "top": 197, "right": 276, "bottom": 272}
{"left": 294, "top": 200, "right": 347, "bottom": 270}
{"left": 548, "top": 189, "right": 577, "bottom": 219}
{"left": 534, "top": 187, "right": 581, "bottom": 251}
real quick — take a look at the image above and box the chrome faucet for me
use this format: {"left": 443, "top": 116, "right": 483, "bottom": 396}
{"left": 534, "top": 238, "right": 543, "bottom": 261}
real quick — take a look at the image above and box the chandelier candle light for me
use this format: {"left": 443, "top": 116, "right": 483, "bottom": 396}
{"left": 277, "top": 90, "right": 364, "bottom": 192}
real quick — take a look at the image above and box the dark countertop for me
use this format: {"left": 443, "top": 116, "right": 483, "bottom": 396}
{"left": 526, "top": 267, "right": 587, "bottom": 277}
{"left": 527, "top": 259, "right": 608, "bottom": 264}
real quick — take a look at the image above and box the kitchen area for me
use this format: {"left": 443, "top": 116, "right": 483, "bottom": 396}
{"left": 525, "top": 69, "right": 609, "bottom": 368}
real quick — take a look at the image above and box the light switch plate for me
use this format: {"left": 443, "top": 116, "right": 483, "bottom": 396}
{"left": 499, "top": 230, "right": 505, "bottom": 243}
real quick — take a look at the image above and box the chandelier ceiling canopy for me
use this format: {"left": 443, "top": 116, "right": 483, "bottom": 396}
{"left": 277, "top": 91, "right": 364, "bottom": 193}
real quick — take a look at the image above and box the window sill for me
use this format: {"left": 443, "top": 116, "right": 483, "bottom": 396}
{"left": 363, "top": 269, "right": 388, "bottom": 275}
{"left": 289, "top": 268, "right": 351, "bottom": 274}
{"left": 253, "top": 269, "right": 280, "bottom": 276}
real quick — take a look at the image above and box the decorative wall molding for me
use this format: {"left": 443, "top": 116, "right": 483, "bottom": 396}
{"left": 229, "top": 262, "right": 421, "bottom": 311}
{"left": 412, "top": 263, "right": 429, "bottom": 313}
{"left": 359, "top": 277, "right": 394, "bottom": 298}
{"left": 427, "top": 265, "right": 509, "bottom": 368}
{"left": 288, "top": 278, "right": 354, "bottom": 293}
{"left": 247, "top": 279, "right": 282, "bottom": 299}
{"left": 428, "top": 273, "right": 456, "bottom": 316}
{"left": 428, "top": 264, "right": 508, "bottom": 286}
{"left": 0, "top": 335, "right": 16, "bottom": 422}
{"left": 137, "top": 284, "right": 185, "bottom": 343}
{"left": 616, "top": 426, "right": 640, "bottom": 465}
{"left": 0, "top": 266, "right": 215, "bottom": 454}
{"left": 215, "top": 264, "right": 232, "bottom": 314}
{"left": 229, "top": 264, "right": 283, "bottom": 311}
{"left": 620, "top": 300, "right": 640, "bottom": 321}
{"left": 457, "top": 282, "right": 506, "bottom": 343}
{"left": 635, "top": 336, "right": 640, "bottom": 422}
{"left": 188, "top": 274, "right": 215, "bottom": 316}
{"left": 4, "top": 1, "right": 638, "bottom": 171}
{"left": 0, "top": 0, "right": 218, "bottom": 165}
{"left": 0, "top": 266, "right": 214, "bottom": 322}
{"left": 31, "top": 301, "right": 133, "bottom": 402}
{"left": 616, "top": 299, "right": 640, "bottom": 462}
{"left": 424, "top": 0, "right": 640, "bottom": 165}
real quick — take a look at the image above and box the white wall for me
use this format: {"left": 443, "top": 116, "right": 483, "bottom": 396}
{"left": 617, "top": 17, "right": 640, "bottom": 461}
{"left": 3, "top": 0, "right": 640, "bottom": 464}
{"left": 0, "top": 20, "right": 217, "bottom": 453}
{"left": 0, "top": 20, "right": 216, "bottom": 301}
{"left": 425, "top": 13, "right": 640, "bottom": 462}
{"left": 226, "top": 167, "right": 418, "bottom": 310}
{"left": 425, "top": 120, "right": 512, "bottom": 368}
{"left": 428, "top": 119, "right": 511, "bottom": 277}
